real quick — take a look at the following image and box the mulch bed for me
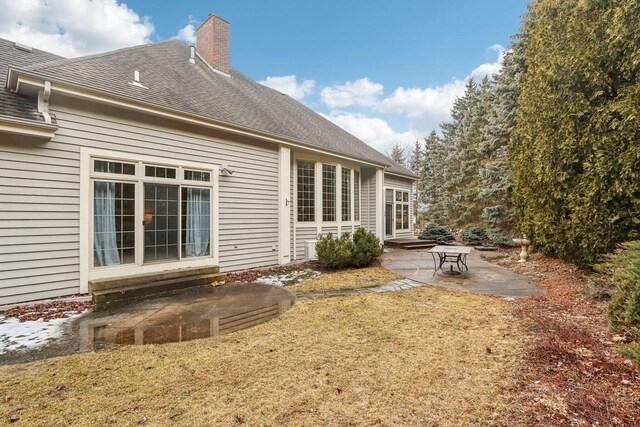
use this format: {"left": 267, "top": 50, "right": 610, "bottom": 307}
{"left": 0, "top": 300, "right": 94, "bottom": 322}
{"left": 485, "top": 248, "right": 640, "bottom": 426}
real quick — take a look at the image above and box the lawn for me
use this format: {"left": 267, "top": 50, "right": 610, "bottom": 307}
{"left": 0, "top": 287, "right": 523, "bottom": 426}
{"left": 291, "top": 266, "right": 403, "bottom": 293}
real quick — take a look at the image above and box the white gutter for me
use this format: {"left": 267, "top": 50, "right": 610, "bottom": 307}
{"left": 0, "top": 114, "right": 58, "bottom": 139}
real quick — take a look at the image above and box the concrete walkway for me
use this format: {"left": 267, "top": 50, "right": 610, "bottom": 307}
{"left": 381, "top": 247, "right": 543, "bottom": 297}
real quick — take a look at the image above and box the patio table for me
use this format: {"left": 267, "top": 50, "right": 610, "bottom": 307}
{"left": 428, "top": 245, "right": 471, "bottom": 277}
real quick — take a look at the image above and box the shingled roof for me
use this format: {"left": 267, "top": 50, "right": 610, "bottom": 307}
{"left": 0, "top": 39, "right": 62, "bottom": 122}
{"left": 7, "top": 39, "right": 416, "bottom": 177}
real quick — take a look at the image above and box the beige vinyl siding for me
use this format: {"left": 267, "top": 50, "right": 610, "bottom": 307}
{"left": 384, "top": 174, "right": 414, "bottom": 239}
{"left": 0, "top": 96, "right": 280, "bottom": 304}
{"left": 360, "top": 167, "right": 377, "bottom": 233}
{"left": 320, "top": 226, "right": 338, "bottom": 236}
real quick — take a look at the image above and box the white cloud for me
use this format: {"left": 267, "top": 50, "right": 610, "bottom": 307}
{"left": 468, "top": 44, "right": 505, "bottom": 81}
{"left": 259, "top": 75, "right": 315, "bottom": 100}
{"left": 174, "top": 16, "right": 197, "bottom": 44}
{"left": 317, "top": 45, "right": 506, "bottom": 139}
{"left": 321, "top": 111, "right": 416, "bottom": 153}
{"left": 375, "top": 44, "right": 506, "bottom": 135}
{"left": 320, "top": 78, "right": 384, "bottom": 108}
{"left": 0, "top": 0, "right": 154, "bottom": 57}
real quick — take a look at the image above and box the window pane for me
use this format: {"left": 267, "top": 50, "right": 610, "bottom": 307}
{"left": 181, "top": 187, "right": 211, "bottom": 258}
{"left": 385, "top": 189, "right": 393, "bottom": 202}
{"left": 145, "top": 165, "right": 177, "bottom": 179}
{"left": 185, "top": 170, "right": 211, "bottom": 182}
{"left": 144, "top": 183, "right": 179, "bottom": 263}
{"left": 402, "top": 205, "right": 409, "bottom": 230}
{"left": 95, "top": 160, "right": 135, "bottom": 175}
{"left": 341, "top": 168, "right": 351, "bottom": 221}
{"left": 395, "top": 191, "right": 403, "bottom": 202}
{"left": 403, "top": 191, "right": 409, "bottom": 202}
{"left": 354, "top": 171, "right": 360, "bottom": 221}
{"left": 395, "top": 204, "right": 402, "bottom": 230}
{"left": 297, "top": 162, "right": 315, "bottom": 222}
{"left": 93, "top": 181, "right": 135, "bottom": 267}
{"left": 322, "top": 164, "right": 336, "bottom": 222}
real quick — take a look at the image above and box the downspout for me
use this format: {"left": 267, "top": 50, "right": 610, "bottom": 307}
{"left": 37, "top": 80, "right": 52, "bottom": 124}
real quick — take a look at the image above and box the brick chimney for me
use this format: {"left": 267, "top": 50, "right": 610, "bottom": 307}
{"left": 196, "top": 14, "right": 230, "bottom": 74}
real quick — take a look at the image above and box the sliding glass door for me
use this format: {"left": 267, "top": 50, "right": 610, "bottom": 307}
{"left": 89, "top": 155, "right": 216, "bottom": 272}
{"left": 144, "top": 183, "right": 179, "bottom": 262}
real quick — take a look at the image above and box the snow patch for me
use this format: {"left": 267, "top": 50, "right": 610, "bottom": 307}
{"left": 255, "top": 269, "right": 321, "bottom": 287}
{"left": 0, "top": 312, "right": 85, "bottom": 354}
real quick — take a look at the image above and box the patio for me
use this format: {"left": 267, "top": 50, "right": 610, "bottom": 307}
{"left": 381, "top": 247, "right": 544, "bottom": 297}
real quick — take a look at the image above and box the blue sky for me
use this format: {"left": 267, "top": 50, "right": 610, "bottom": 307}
{"left": 0, "top": 0, "right": 529, "bottom": 153}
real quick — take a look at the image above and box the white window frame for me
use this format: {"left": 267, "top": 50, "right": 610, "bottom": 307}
{"left": 292, "top": 153, "right": 362, "bottom": 240}
{"left": 296, "top": 161, "right": 316, "bottom": 223}
{"left": 384, "top": 187, "right": 411, "bottom": 236}
{"left": 80, "top": 148, "right": 219, "bottom": 293}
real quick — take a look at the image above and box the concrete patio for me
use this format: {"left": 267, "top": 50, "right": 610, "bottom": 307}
{"left": 381, "top": 247, "right": 544, "bottom": 297}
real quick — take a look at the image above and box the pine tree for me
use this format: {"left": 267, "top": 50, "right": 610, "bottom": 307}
{"left": 409, "top": 140, "right": 422, "bottom": 174}
{"left": 388, "top": 143, "right": 406, "bottom": 166}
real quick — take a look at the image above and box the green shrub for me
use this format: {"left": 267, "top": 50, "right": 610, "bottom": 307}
{"left": 605, "top": 241, "right": 640, "bottom": 339}
{"left": 315, "top": 232, "right": 354, "bottom": 269}
{"left": 461, "top": 226, "right": 489, "bottom": 245}
{"left": 316, "top": 229, "right": 382, "bottom": 269}
{"left": 419, "top": 223, "right": 455, "bottom": 244}
{"left": 352, "top": 228, "right": 383, "bottom": 267}
{"left": 619, "top": 343, "right": 640, "bottom": 367}
{"left": 486, "top": 228, "right": 516, "bottom": 248}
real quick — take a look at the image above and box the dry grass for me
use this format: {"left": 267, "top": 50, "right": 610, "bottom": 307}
{"left": 291, "top": 266, "right": 403, "bottom": 293}
{"left": 0, "top": 287, "right": 524, "bottom": 426}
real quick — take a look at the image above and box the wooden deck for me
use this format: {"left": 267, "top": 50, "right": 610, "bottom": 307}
{"left": 384, "top": 238, "right": 437, "bottom": 250}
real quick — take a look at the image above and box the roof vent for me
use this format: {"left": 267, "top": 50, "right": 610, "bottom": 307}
{"left": 128, "top": 70, "right": 147, "bottom": 89}
{"left": 189, "top": 45, "right": 196, "bottom": 64}
{"left": 14, "top": 43, "right": 33, "bottom": 53}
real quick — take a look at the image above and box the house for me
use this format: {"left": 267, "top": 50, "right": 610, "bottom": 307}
{"left": 0, "top": 14, "right": 417, "bottom": 306}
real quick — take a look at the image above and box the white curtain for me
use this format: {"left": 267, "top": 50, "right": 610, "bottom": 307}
{"left": 185, "top": 187, "right": 210, "bottom": 257}
{"left": 94, "top": 181, "right": 120, "bottom": 266}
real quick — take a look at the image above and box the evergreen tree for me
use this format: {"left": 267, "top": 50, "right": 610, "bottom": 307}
{"left": 388, "top": 142, "right": 406, "bottom": 166}
{"left": 408, "top": 140, "right": 422, "bottom": 174}
{"left": 477, "top": 10, "right": 531, "bottom": 232}
{"left": 511, "top": 0, "right": 640, "bottom": 265}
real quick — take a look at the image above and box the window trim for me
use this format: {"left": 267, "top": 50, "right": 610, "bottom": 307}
{"left": 322, "top": 163, "right": 337, "bottom": 222}
{"left": 293, "top": 155, "right": 362, "bottom": 229}
{"left": 80, "top": 148, "right": 219, "bottom": 293}
{"left": 296, "top": 161, "right": 316, "bottom": 222}
{"left": 385, "top": 187, "right": 411, "bottom": 235}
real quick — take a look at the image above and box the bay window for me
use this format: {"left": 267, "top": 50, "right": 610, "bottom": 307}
{"left": 296, "top": 159, "right": 360, "bottom": 225}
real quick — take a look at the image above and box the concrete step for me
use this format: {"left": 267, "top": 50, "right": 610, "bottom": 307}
{"left": 91, "top": 271, "right": 225, "bottom": 311}
{"left": 399, "top": 243, "right": 437, "bottom": 250}
{"left": 89, "top": 265, "right": 220, "bottom": 292}
{"left": 385, "top": 239, "right": 436, "bottom": 249}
